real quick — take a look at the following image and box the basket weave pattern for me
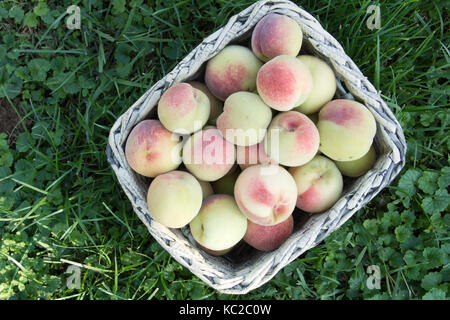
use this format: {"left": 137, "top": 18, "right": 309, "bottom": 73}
{"left": 107, "top": 0, "right": 407, "bottom": 294}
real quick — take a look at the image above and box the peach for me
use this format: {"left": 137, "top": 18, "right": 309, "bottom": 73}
{"left": 264, "top": 111, "right": 320, "bottom": 167}
{"left": 236, "top": 142, "right": 276, "bottom": 170}
{"left": 205, "top": 45, "right": 262, "bottom": 101}
{"left": 318, "top": 99, "right": 377, "bottom": 161}
{"left": 211, "top": 169, "right": 240, "bottom": 196}
{"left": 147, "top": 171, "right": 202, "bottom": 228}
{"left": 335, "top": 145, "right": 377, "bottom": 177}
{"left": 234, "top": 164, "right": 298, "bottom": 226}
{"left": 190, "top": 195, "right": 248, "bottom": 251}
{"left": 189, "top": 81, "right": 223, "bottom": 126}
{"left": 307, "top": 113, "right": 321, "bottom": 155}
{"left": 244, "top": 214, "right": 293, "bottom": 251}
{"left": 294, "top": 55, "right": 337, "bottom": 114}
{"left": 289, "top": 155, "right": 343, "bottom": 213}
{"left": 251, "top": 13, "right": 303, "bottom": 62}
{"left": 182, "top": 127, "right": 236, "bottom": 181}
{"left": 157, "top": 83, "right": 210, "bottom": 134}
{"left": 195, "top": 241, "right": 233, "bottom": 256}
{"left": 216, "top": 92, "right": 272, "bottom": 146}
{"left": 125, "top": 120, "right": 182, "bottom": 177}
{"left": 198, "top": 180, "right": 214, "bottom": 198}
{"left": 256, "top": 55, "right": 313, "bottom": 111}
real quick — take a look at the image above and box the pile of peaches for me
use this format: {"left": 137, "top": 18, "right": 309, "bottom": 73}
{"left": 125, "top": 14, "right": 377, "bottom": 255}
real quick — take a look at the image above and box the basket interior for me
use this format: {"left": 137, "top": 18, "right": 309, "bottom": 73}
{"left": 130, "top": 28, "right": 389, "bottom": 273}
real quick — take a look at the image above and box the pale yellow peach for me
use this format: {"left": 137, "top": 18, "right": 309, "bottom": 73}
{"left": 147, "top": 171, "right": 202, "bottom": 228}
{"left": 195, "top": 241, "right": 233, "bottom": 256}
{"left": 318, "top": 99, "right": 377, "bottom": 161}
{"left": 217, "top": 92, "right": 272, "bottom": 146}
{"left": 294, "top": 55, "right": 336, "bottom": 114}
{"left": 190, "top": 194, "right": 248, "bottom": 251}
{"left": 335, "top": 145, "right": 377, "bottom": 177}
{"left": 157, "top": 83, "right": 210, "bottom": 134}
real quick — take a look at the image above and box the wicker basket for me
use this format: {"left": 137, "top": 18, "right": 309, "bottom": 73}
{"left": 106, "top": 0, "right": 406, "bottom": 294}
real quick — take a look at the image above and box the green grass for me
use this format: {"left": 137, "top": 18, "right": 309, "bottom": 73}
{"left": 0, "top": 0, "right": 448, "bottom": 300}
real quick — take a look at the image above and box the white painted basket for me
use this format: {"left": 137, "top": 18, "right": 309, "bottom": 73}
{"left": 106, "top": 0, "right": 406, "bottom": 294}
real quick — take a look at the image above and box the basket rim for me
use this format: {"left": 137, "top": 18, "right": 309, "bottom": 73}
{"left": 106, "top": 0, "right": 407, "bottom": 294}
